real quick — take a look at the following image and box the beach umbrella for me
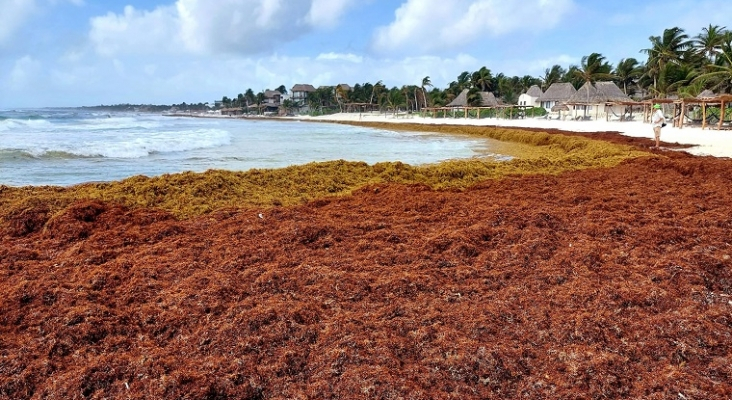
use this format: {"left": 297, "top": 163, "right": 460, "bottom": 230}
{"left": 551, "top": 103, "right": 569, "bottom": 119}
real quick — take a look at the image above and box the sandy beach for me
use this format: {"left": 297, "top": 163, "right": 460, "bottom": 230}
{"left": 297, "top": 111, "right": 732, "bottom": 158}
{"left": 2, "top": 117, "right": 731, "bottom": 398}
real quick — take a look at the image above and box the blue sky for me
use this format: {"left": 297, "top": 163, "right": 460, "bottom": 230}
{"left": 1, "top": 0, "right": 729, "bottom": 108}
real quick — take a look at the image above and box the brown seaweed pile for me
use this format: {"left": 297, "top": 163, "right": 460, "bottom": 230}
{"left": 1, "top": 126, "right": 731, "bottom": 399}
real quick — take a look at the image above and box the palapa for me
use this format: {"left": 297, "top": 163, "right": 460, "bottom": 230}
{"left": 446, "top": 89, "right": 498, "bottom": 107}
{"left": 479, "top": 91, "right": 499, "bottom": 107}
{"left": 291, "top": 84, "right": 316, "bottom": 92}
{"left": 594, "top": 81, "right": 632, "bottom": 102}
{"left": 525, "top": 85, "right": 543, "bottom": 98}
{"left": 568, "top": 81, "right": 600, "bottom": 103}
{"left": 536, "top": 82, "right": 576, "bottom": 102}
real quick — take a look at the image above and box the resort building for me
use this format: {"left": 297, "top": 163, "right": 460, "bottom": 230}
{"left": 567, "top": 81, "right": 632, "bottom": 120}
{"left": 518, "top": 85, "right": 543, "bottom": 108}
{"left": 536, "top": 82, "right": 576, "bottom": 112}
{"left": 290, "top": 84, "right": 316, "bottom": 103}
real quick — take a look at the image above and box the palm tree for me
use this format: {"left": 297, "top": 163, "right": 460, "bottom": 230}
{"left": 541, "top": 65, "right": 565, "bottom": 91}
{"left": 245, "top": 89, "right": 255, "bottom": 105}
{"left": 693, "top": 42, "right": 732, "bottom": 93}
{"left": 614, "top": 58, "right": 643, "bottom": 95}
{"left": 466, "top": 87, "right": 482, "bottom": 106}
{"left": 641, "top": 27, "right": 693, "bottom": 94}
{"left": 471, "top": 66, "right": 493, "bottom": 91}
{"left": 255, "top": 92, "right": 265, "bottom": 115}
{"left": 695, "top": 24, "right": 728, "bottom": 64}
{"left": 519, "top": 75, "right": 540, "bottom": 94}
{"left": 420, "top": 76, "right": 432, "bottom": 110}
{"left": 573, "top": 53, "right": 615, "bottom": 84}
{"left": 456, "top": 71, "right": 471, "bottom": 90}
{"left": 281, "top": 99, "right": 296, "bottom": 115}
{"left": 335, "top": 85, "right": 348, "bottom": 112}
{"left": 221, "top": 96, "right": 231, "bottom": 109}
{"left": 386, "top": 88, "right": 405, "bottom": 115}
{"left": 429, "top": 89, "right": 448, "bottom": 107}
{"left": 370, "top": 80, "right": 385, "bottom": 105}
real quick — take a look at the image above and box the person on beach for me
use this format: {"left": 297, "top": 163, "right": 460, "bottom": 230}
{"left": 651, "top": 104, "right": 666, "bottom": 150}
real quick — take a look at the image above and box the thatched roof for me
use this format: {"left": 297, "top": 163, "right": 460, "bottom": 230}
{"left": 525, "top": 85, "right": 543, "bottom": 98}
{"left": 568, "top": 81, "right": 631, "bottom": 103}
{"left": 291, "top": 84, "right": 316, "bottom": 92}
{"left": 536, "top": 82, "right": 576, "bottom": 101}
{"left": 479, "top": 92, "right": 499, "bottom": 107}
{"left": 698, "top": 89, "right": 715, "bottom": 99}
{"left": 446, "top": 89, "right": 469, "bottom": 107}
{"left": 551, "top": 104, "right": 569, "bottom": 112}
{"left": 569, "top": 81, "right": 599, "bottom": 103}
{"left": 594, "top": 81, "right": 631, "bottom": 102}
{"left": 446, "top": 89, "right": 498, "bottom": 107}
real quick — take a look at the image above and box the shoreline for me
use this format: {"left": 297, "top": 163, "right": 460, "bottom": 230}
{"left": 168, "top": 111, "right": 732, "bottom": 158}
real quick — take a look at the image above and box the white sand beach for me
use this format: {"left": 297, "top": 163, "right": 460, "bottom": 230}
{"left": 299, "top": 112, "right": 732, "bottom": 159}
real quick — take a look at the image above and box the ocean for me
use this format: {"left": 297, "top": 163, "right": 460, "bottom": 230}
{"left": 0, "top": 108, "right": 504, "bottom": 187}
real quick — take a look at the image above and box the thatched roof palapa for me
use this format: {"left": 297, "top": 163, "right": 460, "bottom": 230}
{"left": 291, "top": 84, "right": 316, "bottom": 92}
{"left": 446, "top": 89, "right": 469, "bottom": 107}
{"left": 536, "top": 82, "right": 576, "bottom": 102}
{"left": 594, "top": 81, "right": 632, "bottom": 102}
{"left": 569, "top": 81, "right": 600, "bottom": 103}
{"left": 446, "top": 89, "right": 498, "bottom": 107}
{"left": 479, "top": 92, "right": 499, "bottom": 107}
{"left": 568, "top": 81, "right": 631, "bottom": 104}
{"left": 525, "top": 85, "right": 543, "bottom": 98}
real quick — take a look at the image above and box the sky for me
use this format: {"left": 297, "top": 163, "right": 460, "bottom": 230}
{"left": 1, "top": 0, "right": 730, "bottom": 108}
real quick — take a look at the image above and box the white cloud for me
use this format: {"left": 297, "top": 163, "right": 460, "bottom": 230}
{"left": 371, "top": 0, "right": 575, "bottom": 55}
{"left": 0, "top": 0, "right": 38, "bottom": 45}
{"left": 89, "top": 5, "right": 181, "bottom": 56}
{"left": 316, "top": 52, "right": 363, "bottom": 63}
{"left": 306, "top": 0, "right": 359, "bottom": 27}
{"left": 8, "top": 55, "right": 42, "bottom": 90}
{"left": 89, "top": 0, "right": 358, "bottom": 57}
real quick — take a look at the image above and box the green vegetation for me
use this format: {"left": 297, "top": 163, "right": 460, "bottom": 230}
{"left": 0, "top": 125, "right": 646, "bottom": 221}
{"left": 211, "top": 25, "right": 731, "bottom": 117}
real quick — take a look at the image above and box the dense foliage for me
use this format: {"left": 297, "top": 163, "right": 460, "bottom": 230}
{"left": 214, "top": 25, "right": 731, "bottom": 116}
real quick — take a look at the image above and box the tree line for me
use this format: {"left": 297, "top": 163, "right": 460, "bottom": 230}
{"left": 219, "top": 25, "right": 731, "bottom": 115}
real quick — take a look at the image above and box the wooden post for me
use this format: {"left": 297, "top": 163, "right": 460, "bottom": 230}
{"left": 702, "top": 102, "right": 707, "bottom": 130}
{"left": 679, "top": 101, "right": 684, "bottom": 129}
{"left": 720, "top": 99, "right": 726, "bottom": 130}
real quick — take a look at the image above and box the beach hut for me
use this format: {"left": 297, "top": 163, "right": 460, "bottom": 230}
{"left": 567, "top": 81, "right": 600, "bottom": 119}
{"left": 446, "top": 89, "right": 469, "bottom": 107}
{"left": 444, "top": 89, "right": 501, "bottom": 118}
{"left": 479, "top": 92, "right": 499, "bottom": 107}
{"left": 536, "top": 82, "right": 576, "bottom": 112}
{"left": 550, "top": 103, "right": 570, "bottom": 120}
{"left": 518, "top": 85, "right": 543, "bottom": 107}
{"left": 446, "top": 89, "right": 499, "bottom": 107}
{"left": 567, "top": 81, "right": 631, "bottom": 120}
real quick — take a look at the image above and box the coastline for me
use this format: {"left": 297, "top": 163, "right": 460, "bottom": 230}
{"left": 168, "top": 111, "right": 732, "bottom": 158}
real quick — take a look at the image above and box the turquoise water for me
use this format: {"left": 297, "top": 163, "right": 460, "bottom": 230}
{"left": 0, "top": 109, "right": 504, "bottom": 187}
